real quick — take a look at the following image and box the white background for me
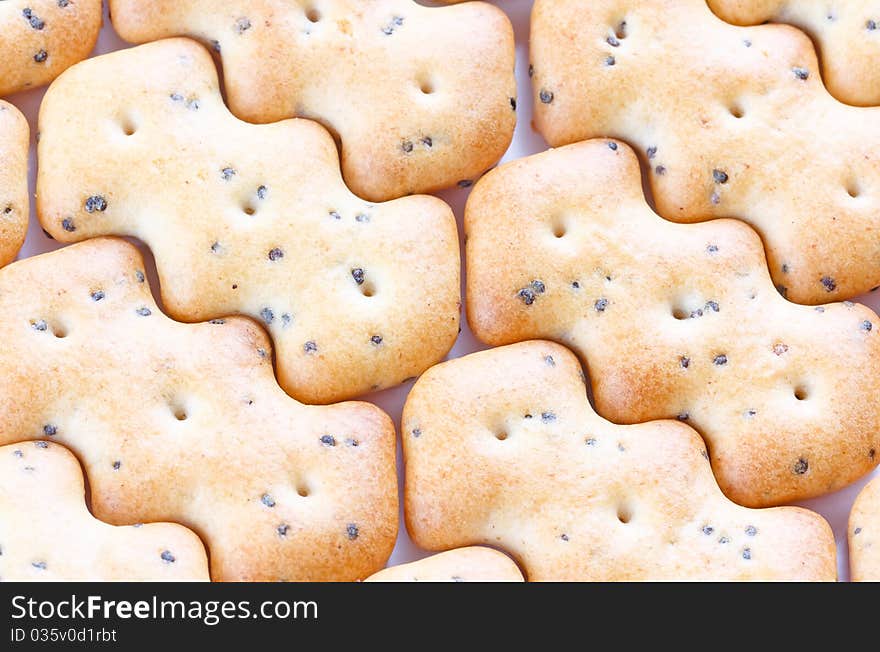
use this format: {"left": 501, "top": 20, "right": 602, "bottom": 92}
{"left": 6, "top": 0, "right": 879, "bottom": 580}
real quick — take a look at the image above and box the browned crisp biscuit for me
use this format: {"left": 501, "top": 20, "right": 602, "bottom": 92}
{"left": 107, "top": 0, "right": 516, "bottom": 202}
{"left": 849, "top": 475, "right": 880, "bottom": 581}
{"left": 365, "top": 547, "right": 524, "bottom": 582}
{"left": 530, "top": 0, "right": 880, "bottom": 303}
{"left": 0, "top": 238, "right": 398, "bottom": 581}
{"left": 0, "top": 441, "right": 210, "bottom": 581}
{"left": 0, "top": 101, "right": 28, "bottom": 268}
{"left": 466, "top": 139, "right": 880, "bottom": 507}
{"left": 709, "top": 0, "right": 880, "bottom": 106}
{"left": 403, "top": 341, "right": 837, "bottom": 581}
{"left": 0, "top": 0, "right": 102, "bottom": 97}
{"left": 37, "top": 38, "right": 461, "bottom": 405}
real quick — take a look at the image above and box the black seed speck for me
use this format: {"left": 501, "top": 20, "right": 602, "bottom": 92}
{"left": 861, "top": 320, "right": 873, "bottom": 332}
{"left": 745, "top": 525, "right": 757, "bottom": 536}
{"left": 712, "top": 169, "right": 728, "bottom": 184}
{"left": 707, "top": 244, "right": 718, "bottom": 254}
{"left": 257, "top": 185, "right": 268, "bottom": 199}
{"left": 867, "top": 19, "right": 877, "bottom": 30}
{"left": 31, "top": 319, "right": 48, "bottom": 331}
{"left": 58, "top": 0, "right": 70, "bottom": 7}
{"left": 655, "top": 165, "right": 666, "bottom": 175}
{"left": 84, "top": 195, "right": 107, "bottom": 213}
{"left": 170, "top": 93, "right": 184, "bottom": 102}
{"left": 710, "top": 192, "right": 720, "bottom": 206}
{"left": 160, "top": 550, "right": 176, "bottom": 563}
{"left": 718, "top": 536, "right": 730, "bottom": 544}
{"left": 677, "top": 412, "right": 689, "bottom": 421}
{"left": 22, "top": 9, "right": 45, "bottom": 30}
{"left": 135, "top": 270, "right": 145, "bottom": 283}
{"left": 347, "top": 524, "right": 359, "bottom": 540}
{"left": 605, "top": 55, "right": 615, "bottom": 66}
{"left": 35, "top": 441, "right": 48, "bottom": 449}
{"left": 518, "top": 287, "right": 536, "bottom": 305}
{"left": 221, "top": 167, "right": 236, "bottom": 181}
{"left": 702, "top": 525, "right": 714, "bottom": 536}
{"left": 706, "top": 300, "right": 719, "bottom": 312}
{"left": 745, "top": 409, "right": 757, "bottom": 418}
{"left": 370, "top": 335, "right": 383, "bottom": 346}
{"left": 540, "top": 89, "right": 554, "bottom": 104}
{"left": 528, "top": 64, "right": 534, "bottom": 77}
{"left": 792, "top": 67, "right": 809, "bottom": 80}
{"left": 541, "top": 411, "right": 556, "bottom": 423}
{"left": 277, "top": 524, "right": 289, "bottom": 537}
{"left": 210, "top": 319, "right": 225, "bottom": 325}
{"left": 235, "top": 17, "right": 251, "bottom": 33}
{"left": 260, "top": 307, "right": 274, "bottom": 324}
{"left": 412, "top": 428, "right": 422, "bottom": 438}
{"left": 793, "top": 458, "right": 808, "bottom": 475}
{"left": 509, "top": 98, "right": 517, "bottom": 110}
{"left": 136, "top": 307, "right": 152, "bottom": 317}
{"left": 329, "top": 210, "right": 342, "bottom": 220}
{"left": 62, "top": 218, "right": 76, "bottom": 232}
{"left": 821, "top": 276, "right": 836, "bottom": 292}
{"left": 43, "top": 424, "right": 57, "bottom": 437}
{"left": 422, "top": 136, "right": 433, "bottom": 148}
{"left": 607, "top": 141, "right": 617, "bottom": 150}
{"left": 34, "top": 50, "right": 48, "bottom": 63}
{"left": 261, "top": 493, "right": 276, "bottom": 507}
{"left": 113, "top": 460, "right": 121, "bottom": 470}
{"left": 352, "top": 268, "right": 365, "bottom": 285}
{"left": 855, "top": 527, "right": 863, "bottom": 535}
{"left": 713, "top": 354, "right": 728, "bottom": 366}
{"left": 32, "top": 561, "right": 47, "bottom": 570}
{"left": 544, "top": 355, "right": 555, "bottom": 367}
{"left": 571, "top": 281, "right": 580, "bottom": 289}
{"left": 211, "top": 39, "right": 221, "bottom": 52}
{"left": 607, "top": 35, "right": 619, "bottom": 47}
{"left": 91, "top": 290, "right": 105, "bottom": 301}
{"left": 402, "top": 140, "right": 413, "bottom": 153}
{"left": 744, "top": 39, "right": 752, "bottom": 47}
{"left": 303, "top": 341, "right": 317, "bottom": 354}
{"left": 345, "top": 438, "right": 359, "bottom": 447}
{"left": 560, "top": 534, "right": 570, "bottom": 541}
{"left": 268, "top": 247, "right": 284, "bottom": 261}
{"left": 647, "top": 146, "right": 657, "bottom": 159}
{"left": 320, "top": 435, "right": 336, "bottom": 447}
{"left": 679, "top": 356, "right": 690, "bottom": 369}
{"left": 869, "top": 448, "right": 876, "bottom": 459}
{"left": 13, "top": 450, "right": 23, "bottom": 458}
{"left": 355, "top": 212, "right": 370, "bottom": 222}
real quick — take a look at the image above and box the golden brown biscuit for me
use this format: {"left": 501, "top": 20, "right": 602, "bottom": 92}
{"left": 531, "top": 0, "right": 880, "bottom": 302}
{"left": 403, "top": 341, "right": 837, "bottom": 581}
{"left": 0, "top": 0, "right": 102, "bottom": 97}
{"left": 365, "top": 547, "right": 524, "bottom": 582}
{"left": 0, "top": 441, "right": 210, "bottom": 581}
{"left": 107, "top": 0, "right": 516, "bottom": 201}
{"left": 0, "top": 238, "right": 398, "bottom": 581}
{"left": 37, "top": 38, "right": 461, "bottom": 405}
{"left": 466, "top": 139, "right": 880, "bottom": 507}
{"left": 849, "top": 475, "right": 880, "bottom": 581}
{"left": 709, "top": 0, "right": 880, "bottom": 106}
{"left": 0, "top": 101, "right": 28, "bottom": 268}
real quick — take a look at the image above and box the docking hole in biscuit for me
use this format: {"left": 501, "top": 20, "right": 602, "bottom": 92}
{"left": 532, "top": 0, "right": 880, "bottom": 302}
{"left": 37, "top": 38, "right": 461, "bottom": 405}
{"left": 0, "top": 440, "right": 210, "bottom": 581}
{"left": 108, "top": 0, "right": 516, "bottom": 202}
{"left": 0, "top": 239, "right": 399, "bottom": 581}
{"left": 465, "top": 139, "right": 880, "bottom": 507}
{"left": 403, "top": 341, "right": 837, "bottom": 581}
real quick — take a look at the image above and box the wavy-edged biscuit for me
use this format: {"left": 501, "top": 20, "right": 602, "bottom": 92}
{"left": 37, "top": 38, "right": 461, "bottom": 405}
{"left": 365, "top": 547, "right": 524, "bottom": 582}
{"left": 466, "top": 139, "right": 880, "bottom": 507}
{"left": 0, "top": 101, "right": 28, "bottom": 268}
{"left": 531, "top": 0, "right": 880, "bottom": 302}
{"left": 0, "top": 441, "right": 209, "bottom": 581}
{"left": 403, "top": 341, "right": 837, "bottom": 581}
{"left": 709, "top": 0, "right": 880, "bottom": 106}
{"left": 107, "top": 0, "right": 516, "bottom": 201}
{"left": 0, "top": 238, "right": 398, "bottom": 581}
{"left": 849, "top": 475, "right": 880, "bottom": 581}
{"left": 0, "top": 0, "right": 102, "bottom": 97}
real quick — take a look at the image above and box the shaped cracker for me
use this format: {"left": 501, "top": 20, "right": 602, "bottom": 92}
{"left": 403, "top": 341, "right": 836, "bottom": 581}
{"left": 0, "top": 441, "right": 209, "bottom": 581}
{"left": 107, "top": 1, "right": 516, "bottom": 202}
{"left": 365, "top": 547, "right": 524, "bottom": 582}
{"left": 531, "top": 0, "right": 880, "bottom": 303}
{"left": 0, "top": 238, "right": 398, "bottom": 581}
{"left": 849, "top": 475, "right": 880, "bottom": 581}
{"left": 37, "top": 38, "right": 460, "bottom": 405}
{"left": 0, "top": 101, "right": 28, "bottom": 267}
{"left": 466, "top": 140, "right": 880, "bottom": 507}
{"left": 0, "top": 0, "right": 102, "bottom": 97}
{"left": 709, "top": 0, "right": 880, "bottom": 106}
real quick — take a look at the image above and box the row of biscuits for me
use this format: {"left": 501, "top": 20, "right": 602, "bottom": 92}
{"left": 0, "top": 1, "right": 878, "bottom": 580}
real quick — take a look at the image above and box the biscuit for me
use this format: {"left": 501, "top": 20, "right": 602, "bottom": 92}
{"left": 37, "top": 38, "right": 461, "bottom": 405}
{"left": 107, "top": 0, "right": 516, "bottom": 202}
{"left": 0, "top": 441, "right": 209, "bottom": 581}
{"left": 0, "top": 0, "right": 102, "bottom": 97}
{"left": 465, "top": 139, "right": 880, "bottom": 507}
{"left": 0, "top": 238, "right": 398, "bottom": 581}
{"left": 708, "top": 0, "right": 880, "bottom": 106}
{"left": 365, "top": 547, "right": 524, "bottom": 582}
{"left": 403, "top": 341, "right": 837, "bottom": 581}
{"left": 849, "top": 475, "right": 880, "bottom": 581}
{"left": 0, "top": 101, "right": 28, "bottom": 268}
{"left": 530, "top": 0, "right": 880, "bottom": 303}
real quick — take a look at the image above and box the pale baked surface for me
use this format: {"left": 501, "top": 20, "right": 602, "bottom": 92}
{"left": 107, "top": 0, "right": 516, "bottom": 202}
{"left": 849, "top": 476, "right": 880, "bottom": 581}
{"left": 0, "top": 0, "right": 101, "bottom": 97}
{"left": 37, "top": 38, "right": 461, "bottom": 405}
{"left": 709, "top": 0, "right": 880, "bottom": 106}
{"left": 365, "top": 547, "right": 524, "bottom": 582}
{"left": 404, "top": 341, "right": 836, "bottom": 581}
{"left": 0, "top": 441, "right": 209, "bottom": 581}
{"left": 0, "top": 238, "right": 399, "bottom": 581}
{"left": 0, "top": 101, "right": 28, "bottom": 268}
{"left": 466, "top": 140, "right": 880, "bottom": 508}
{"left": 531, "top": 0, "right": 880, "bottom": 303}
